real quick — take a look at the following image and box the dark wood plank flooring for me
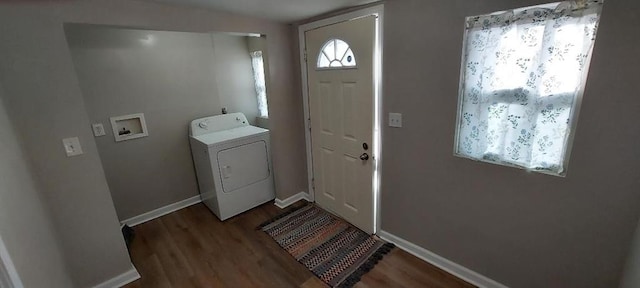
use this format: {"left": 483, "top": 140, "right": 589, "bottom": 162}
{"left": 123, "top": 201, "right": 475, "bottom": 288}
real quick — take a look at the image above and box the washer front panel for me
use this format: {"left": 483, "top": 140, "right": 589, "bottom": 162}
{"left": 217, "top": 140, "right": 270, "bottom": 193}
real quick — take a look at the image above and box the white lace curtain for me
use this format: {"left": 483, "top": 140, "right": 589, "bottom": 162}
{"left": 455, "top": 0, "right": 603, "bottom": 175}
{"left": 250, "top": 51, "right": 268, "bottom": 117}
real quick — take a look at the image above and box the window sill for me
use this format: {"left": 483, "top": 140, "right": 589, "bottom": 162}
{"left": 255, "top": 116, "right": 269, "bottom": 129}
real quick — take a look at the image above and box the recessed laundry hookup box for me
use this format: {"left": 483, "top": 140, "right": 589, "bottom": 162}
{"left": 110, "top": 113, "right": 149, "bottom": 142}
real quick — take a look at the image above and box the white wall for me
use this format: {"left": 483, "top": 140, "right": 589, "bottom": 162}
{"left": 0, "top": 1, "right": 307, "bottom": 286}
{"left": 0, "top": 83, "right": 73, "bottom": 288}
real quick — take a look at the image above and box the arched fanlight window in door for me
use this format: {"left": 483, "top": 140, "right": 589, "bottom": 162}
{"left": 317, "top": 39, "right": 356, "bottom": 69}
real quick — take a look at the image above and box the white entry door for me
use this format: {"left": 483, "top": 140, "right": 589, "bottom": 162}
{"left": 305, "top": 15, "right": 376, "bottom": 233}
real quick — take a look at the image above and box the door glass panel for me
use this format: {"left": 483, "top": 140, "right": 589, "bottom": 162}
{"left": 318, "top": 53, "right": 331, "bottom": 67}
{"left": 324, "top": 40, "right": 336, "bottom": 60}
{"left": 336, "top": 40, "right": 349, "bottom": 61}
{"left": 317, "top": 39, "right": 357, "bottom": 69}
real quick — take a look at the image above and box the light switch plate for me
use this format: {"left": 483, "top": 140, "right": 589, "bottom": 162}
{"left": 389, "top": 113, "right": 402, "bottom": 128}
{"left": 62, "top": 137, "right": 83, "bottom": 157}
{"left": 92, "top": 123, "right": 106, "bottom": 137}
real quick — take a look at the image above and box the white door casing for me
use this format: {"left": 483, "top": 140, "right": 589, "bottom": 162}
{"left": 305, "top": 15, "right": 376, "bottom": 233}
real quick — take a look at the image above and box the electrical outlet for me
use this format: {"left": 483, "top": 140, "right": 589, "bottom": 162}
{"left": 92, "top": 123, "right": 105, "bottom": 137}
{"left": 62, "top": 137, "right": 83, "bottom": 157}
{"left": 389, "top": 113, "right": 402, "bottom": 128}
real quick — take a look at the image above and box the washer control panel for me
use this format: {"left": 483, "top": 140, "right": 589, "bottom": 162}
{"left": 189, "top": 113, "right": 249, "bottom": 136}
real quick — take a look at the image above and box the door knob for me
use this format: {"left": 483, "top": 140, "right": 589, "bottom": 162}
{"left": 359, "top": 153, "right": 369, "bottom": 161}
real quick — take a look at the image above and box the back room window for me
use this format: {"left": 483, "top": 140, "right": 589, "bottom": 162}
{"left": 251, "top": 51, "right": 268, "bottom": 118}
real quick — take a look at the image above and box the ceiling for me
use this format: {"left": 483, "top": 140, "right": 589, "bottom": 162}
{"left": 146, "top": 0, "right": 377, "bottom": 23}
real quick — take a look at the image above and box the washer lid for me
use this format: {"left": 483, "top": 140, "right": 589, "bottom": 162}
{"left": 192, "top": 125, "right": 268, "bottom": 146}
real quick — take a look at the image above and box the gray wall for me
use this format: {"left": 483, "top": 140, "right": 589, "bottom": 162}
{"left": 67, "top": 26, "right": 260, "bottom": 220}
{"left": 0, "top": 83, "right": 73, "bottom": 288}
{"left": 212, "top": 33, "right": 261, "bottom": 125}
{"left": 0, "top": 4, "right": 133, "bottom": 286}
{"left": 0, "top": 0, "right": 307, "bottom": 286}
{"left": 380, "top": 1, "right": 640, "bottom": 288}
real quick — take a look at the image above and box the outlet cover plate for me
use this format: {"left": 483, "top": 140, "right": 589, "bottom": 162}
{"left": 62, "top": 137, "right": 83, "bottom": 157}
{"left": 92, "top": 123, "right": 106, "bottom": 137}
{"left": 389, "top": 113, "right": 402, "bottom": 128}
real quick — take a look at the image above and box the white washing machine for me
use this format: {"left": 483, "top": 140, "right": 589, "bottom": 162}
{"left": 189, "top": 113, "right": 275, "bottom": 220}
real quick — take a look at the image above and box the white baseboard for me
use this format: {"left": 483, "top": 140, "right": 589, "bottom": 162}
{"left": 93, "top": 264, "right": 140, "bottom": 288}
{"left": 377, "top": 230, "right": 508, "bottom": 288}
{"left": 274, "top": 191, "right": 311, "bottom": 209}
{"left": 120, "top": 195, "right": 202, "bottom": 227}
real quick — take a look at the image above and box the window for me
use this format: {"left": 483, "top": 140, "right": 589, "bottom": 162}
{"left": 454, "top": 0, "right": 603, "bottom": 176}
{"left": 250, "top": 51, "right": 268, "bottom": 117}
{"left": 317, "top": 39, "right": 356, "bottom": 68}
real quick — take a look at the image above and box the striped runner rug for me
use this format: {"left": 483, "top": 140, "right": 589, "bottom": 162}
{"left": 259, "top": 204, "right": 394, "bottom": 288}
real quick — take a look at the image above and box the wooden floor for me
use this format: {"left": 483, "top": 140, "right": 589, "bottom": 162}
{"left": 123, "top": 201, "right": 475, "bottom": 288}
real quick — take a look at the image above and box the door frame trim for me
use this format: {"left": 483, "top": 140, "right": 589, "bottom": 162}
{"left": 298, "top": 4, "right": 384, "bottom": 233}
